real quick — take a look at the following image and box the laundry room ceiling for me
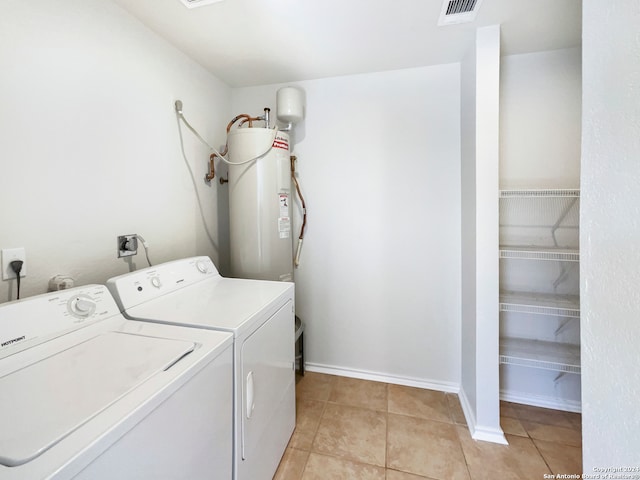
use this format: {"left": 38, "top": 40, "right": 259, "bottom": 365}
{"left": 110, "top": 0, "right": 582, "bottom": 87}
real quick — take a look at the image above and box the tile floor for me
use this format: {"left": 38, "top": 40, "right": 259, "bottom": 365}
{"left": 274, "top": 372, "right": 582, "bottom": 479}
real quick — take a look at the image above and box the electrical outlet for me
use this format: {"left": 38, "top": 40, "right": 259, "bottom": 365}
{"left": 117, "top": 235, "right": 138, "bottom": 258}
{"left": 2, "top": 248, "right": 26, "bottom": 280}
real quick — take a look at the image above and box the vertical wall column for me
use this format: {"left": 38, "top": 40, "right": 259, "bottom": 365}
{"left": 460, "top": 24, "right": 506, "bottom": 444}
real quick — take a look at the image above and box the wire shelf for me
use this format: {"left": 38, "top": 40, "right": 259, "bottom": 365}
{"left": 500, "top": 291, "right": 580, "bottom": 318}
{"left": 500, "top": 337, "right": 581, "bottom": 374}
{"left": 499, "top": 189, "right": 580, "bottom": 248}
{"left": 499, "top": 247, "right": 579, "bottom": 262}
{"left": 500, "top": 189, "right": 580, "bottom": 198}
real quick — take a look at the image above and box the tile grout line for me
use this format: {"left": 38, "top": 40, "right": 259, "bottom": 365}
{"left": 293, "top": 374, "right": 336, "bottom": 479}
{"left": 303, "top": 373, "right": 337, "bottom": 475}
{"left": 511, "top": 404, "right": 580, "bottom": 475}
{"left": 513, "top": 406, "right": 542, "bottom": 472}
{"left": 450, "top": 398, "right": 474, "bottom": 479}
{"left": 530, "top": 437, "right": 555, "bottom": 476}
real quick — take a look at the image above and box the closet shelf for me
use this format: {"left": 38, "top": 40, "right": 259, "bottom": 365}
{"left": 500, "top": 189, "right": 580, "bottom": 198}
{"left": 499, "top": 246, "right": 579, "bottom": 262}
{"left": 500, "top": 337, "right": 580, "bottom": 374}
{"left": 500, "top": 291, "right": 580, "bottom": 318}
{"left": 499, "top": 189, "right": 580, "bottom": 240}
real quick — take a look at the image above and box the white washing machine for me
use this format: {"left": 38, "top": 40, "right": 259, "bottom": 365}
{"left": 107, "top": 256, "right": 295, "bottom": 480}
{"left": 0, "top": 285, "right": 233, "bottom": 480}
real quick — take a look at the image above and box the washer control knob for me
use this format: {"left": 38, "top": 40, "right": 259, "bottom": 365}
{"left": 68, "top": 295, "right": 97, "bottom": 318}
{"left": 150, "top": 276, "right": 162, "bottom": 288}
{"left": 196, "top": 260, "right": 210, "bottom": 274}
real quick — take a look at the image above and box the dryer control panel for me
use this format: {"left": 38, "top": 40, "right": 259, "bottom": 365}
{"left": 0, "top": 285, "right": 120, "bottom": 357}
{"left": 106, "top": 256, "right": 220, "bottom": 310}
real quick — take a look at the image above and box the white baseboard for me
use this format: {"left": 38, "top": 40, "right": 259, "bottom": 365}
{"left": 458, "top": 388, "right": 509, "bottom": 445}
{"left": 302, "top": 364, "right": 578, "bottom": 441}
{"left": 457, "top": 386, "right": 477, "bottom": 428}
{"left": 500, "top": 389, "right": 582, "bottom": 413}
{"left": 458, "top": 387, "right": 508, "bottom": 445}
{"left": 304, "top": 362, "right": 459, "bottom": 393}
{"left": 472, "top": 426, "right": 509, "bottom": 444}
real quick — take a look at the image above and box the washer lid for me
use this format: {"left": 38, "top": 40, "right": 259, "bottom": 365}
{"left": 125, "top": 277, "right": 293, "bottom": 337}
{"left": 0, "top": 331, "right": 195, "bottom": 467}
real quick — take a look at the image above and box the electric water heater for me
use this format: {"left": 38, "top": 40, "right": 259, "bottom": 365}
{"left": 227, "top": 128, "right": 293, "bottom": 281}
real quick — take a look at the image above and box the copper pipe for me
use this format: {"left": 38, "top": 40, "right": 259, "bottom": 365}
{"left": 226, "top": 114, "right": 253, "bottom": 133}
{"left": 239, "top": 116, "right": 262, "bottom": 128}
{"left": 290, "top": 155, "right": 307, "bottom": 240}
{"left": 211, "top": 113, "right": 269, "bottom": 184}
{"left": 239, "top": 109, "right": 270, "bottom": 128}
{"left": 205, "top": 153, "right": 216, "bottom": 182}
{"left": 220, "top": 113, "right": 256, "bottom": 158}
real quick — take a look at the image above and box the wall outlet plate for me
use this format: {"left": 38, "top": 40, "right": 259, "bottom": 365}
{"left": 2, "top": 248, "right": 26, "bottom": 280}
{"left": 117, "top": 235, "right": 138, "bottom": 258}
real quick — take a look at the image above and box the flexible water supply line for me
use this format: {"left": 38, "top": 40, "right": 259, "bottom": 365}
{"left": 175, "top": 100, "right": 278, "bottom": 167}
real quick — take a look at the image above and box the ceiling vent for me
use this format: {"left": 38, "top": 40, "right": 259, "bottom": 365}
{"left": 438, "top": 0, "right": 484, "bottom": 26}
{"left": 177, "top": 0, "right": 225, "bottom": 9}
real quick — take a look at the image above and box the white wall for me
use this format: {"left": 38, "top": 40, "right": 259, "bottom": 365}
{"left": 0, "top": 0, "right": 231, "bottom": 302}
{"left": 459, "top": 25, "right": 505, "bottom": 444}
{"left": 232, "top": 64, "right": 462, "bottom": 388}
{"left": 500, "top": 48, "right": 582, "bottom": 189}
{"left": 582, "top": 0, "right": 640, "bottom": 469}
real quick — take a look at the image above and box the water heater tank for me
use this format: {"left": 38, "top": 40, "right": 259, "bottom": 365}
{"left": 227, "top": 128, "right": 293, "bottom": 282}
{"left": 276, "top": 87, "right": 304, "bottom": 125}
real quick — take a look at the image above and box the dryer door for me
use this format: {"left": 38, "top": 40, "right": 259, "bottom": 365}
{"left": 240, "top": 300, "right": 295, "bottom": 479}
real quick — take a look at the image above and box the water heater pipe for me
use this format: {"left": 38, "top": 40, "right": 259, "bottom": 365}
{"left": 175, "top": 100, "right": 278, "bottom": 167}
{"left": 206, "top": 153, "right": 217, "bottom": 182}
{"left": 205, "top": 109, "right": 273, "bottom": 182}
{"left": 290, "top": 155, "right": 307, "bottom": 267}
{"left": 239, "top": 108, "right": 271, "bottom": 129}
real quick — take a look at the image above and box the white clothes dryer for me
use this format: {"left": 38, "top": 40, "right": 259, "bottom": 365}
{"left": 107, "top": 256, "right": 295, "bottom": 480}
{"left": 0, "top": 285, "right": 233, "bottom": 480}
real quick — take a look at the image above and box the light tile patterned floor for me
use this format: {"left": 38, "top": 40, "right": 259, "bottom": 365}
{"left": 274, "top": 372, "right": 582, "bottom": 480}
